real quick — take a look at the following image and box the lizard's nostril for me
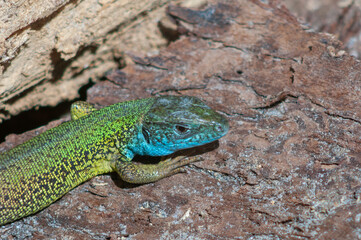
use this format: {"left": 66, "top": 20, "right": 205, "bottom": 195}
{"left": 216, "top": 125, "right": 223, "bottom": 132}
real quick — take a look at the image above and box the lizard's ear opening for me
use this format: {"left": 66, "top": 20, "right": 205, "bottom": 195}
{"left": 142, "top": 126, "right": 150, "bottom": 144}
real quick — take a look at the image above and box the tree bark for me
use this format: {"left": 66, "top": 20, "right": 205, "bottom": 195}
{"left": 0, "top": 0, "right": 195, "bottom": 121}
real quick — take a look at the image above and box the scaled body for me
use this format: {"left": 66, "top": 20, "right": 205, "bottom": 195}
{"left": 0, "top": 96, "right": 228, "bottom": 225}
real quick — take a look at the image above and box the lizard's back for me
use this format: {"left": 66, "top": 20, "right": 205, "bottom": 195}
{"left": 0, "top": 98, "right": 154, "bottom": 225}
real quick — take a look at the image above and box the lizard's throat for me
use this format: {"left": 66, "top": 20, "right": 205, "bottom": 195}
{"left": 128, "top": 129, "right": 174, "bottom": 157}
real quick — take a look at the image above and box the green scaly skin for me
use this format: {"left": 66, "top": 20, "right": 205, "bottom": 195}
{"left": 0, "top": 96, "right": 229, "bottom": 225}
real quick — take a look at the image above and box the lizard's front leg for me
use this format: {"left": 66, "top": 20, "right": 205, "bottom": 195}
{"left": 114, "top": 156, "right": 202, "bottom": 184}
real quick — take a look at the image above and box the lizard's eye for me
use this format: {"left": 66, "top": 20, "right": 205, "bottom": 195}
{"left": 175, "top": 125, "right": 190, "bottom": 134}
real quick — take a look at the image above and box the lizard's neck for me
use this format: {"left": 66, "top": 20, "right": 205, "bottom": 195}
{"left": 127, "top": 126, "right": 174, "bottom": 157}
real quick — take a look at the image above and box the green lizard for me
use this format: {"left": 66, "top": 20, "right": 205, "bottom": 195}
{"left": 0, "top": 95, "right": 229, "bottom": 225}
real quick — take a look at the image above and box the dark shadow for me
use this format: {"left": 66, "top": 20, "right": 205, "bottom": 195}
{"left": 0, "top": 80, "right": 94, "bottom": 143}
{"left": 0, "top": 102, "right": 71, "bottom": 143}
{"left": 158, "top": 20, "right": 181, "bottom": 44}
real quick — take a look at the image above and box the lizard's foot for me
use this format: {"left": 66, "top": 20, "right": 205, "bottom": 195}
{"left": 114, "top": 156, "right": 203, "bottom": 184}
{"left": 160, "top": 155, "right": 203, "bottom": 175}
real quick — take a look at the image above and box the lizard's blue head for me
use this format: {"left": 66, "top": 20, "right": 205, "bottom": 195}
{"left": 133, "top": 95, "right": 229, "bottom": 156}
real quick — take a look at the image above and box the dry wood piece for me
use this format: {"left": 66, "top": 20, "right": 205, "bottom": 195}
{"left": 1, "top": 0, "right": 360, "bottom": 238}
{"left": 0, "top": 0, "right": 179, "bottom": 122}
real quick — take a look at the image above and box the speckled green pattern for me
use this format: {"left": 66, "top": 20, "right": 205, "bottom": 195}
{"left": 0, "top": 98, "right": 154, "bottom": 225}
{"left": 70, "top": 101, "right": 98, "bottom": 120}
{"left": 0, "top": 96, "right": 229, "bottom": 225}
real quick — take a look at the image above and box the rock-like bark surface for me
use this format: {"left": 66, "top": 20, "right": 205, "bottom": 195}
{"left": 1, "top": 0, "right": 360, "bottom": 239}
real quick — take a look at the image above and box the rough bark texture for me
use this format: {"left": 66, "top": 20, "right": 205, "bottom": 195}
{"left": 0, "top": 0, "right": 203, "bottom": 122}
{"left": 1, "top": 0, "right": 361, "bottom": 239}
